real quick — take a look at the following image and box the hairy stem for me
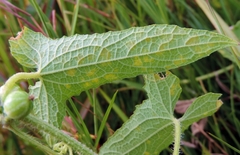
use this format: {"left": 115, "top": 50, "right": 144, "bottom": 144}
{"left": 2, "top": 72, "right": 40, "bottom": 97}
{"left": 173, "top": 118, "right": 181, "bottom": 155}
{"left": 5, "top": 121, "right": 59, "bottom": 155}
{"left": 22, "top": 114, "right": 97, "bottom": 155}
{"left": 5, "top": 72, "right": 40, "bottom": 87}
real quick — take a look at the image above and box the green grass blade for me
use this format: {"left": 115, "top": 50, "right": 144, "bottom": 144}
{"left": 208, "top": 132, "right": 240, "bottom": 153}
{"left": 29, "top": 0, "right": 57, "bottom": 38}
{"left": 70, "top": 0, "right": 81, "bottom": 35}
{"left": 99, "top": 88, "right": 128, "bottom": 122}
{"left": 94, "top": 91, "right": 118, "bottom": 149}
{"left": 67, "top": 98, "right": 94, "bottom": 148}
{"left": 56, "top": 0, "right": 71, "bottom": 35}
{"left": 0, "top": 38, "right": 15, "bottom": 76}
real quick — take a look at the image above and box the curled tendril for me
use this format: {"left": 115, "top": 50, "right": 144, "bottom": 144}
{"left": 53, "top": 142, "right": 73, "bottom": 155}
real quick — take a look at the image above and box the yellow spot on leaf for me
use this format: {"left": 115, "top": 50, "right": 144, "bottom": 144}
{"left": 65, "top": 84, "right": 71, "bottom": 89}
{"left": 104, "top": 74, "right": 118, "bottom": 80}
{"left": 144, "top": 152, "right": 150, "bottom": 155}
{"left": 86, "top": 68, "right": 98, "bottom": 77}
{"left": 100, "top": 62, "right": 111, "bottom": 68}
{"left": 153, "top": 74, "right": 160, "bottom": 80}
{"left": 173, "top": 60, "right": 183, "bottom": 66}
{"left": 112, "top": 68, "right": 120, "bottom": 73}
{"left": 82, "top": 82, "right": 91, "bottom": 88}
{"left": 77, "top": 55, "right": 84, "bottom": 65}
{"left": 101, "top": 48, "right": 111, "bottom": 60}
{"left": 192, "top": 45, "right": 202, "bottom": 54}
{"left": 142, "top": 48, "right": 149, "bottom": 54}
{"left": 185, "top": 37, "right": 200, "bottom": 45}
{"left": 87, "top": 55, "right": 96, "bottom": 62}
{"left": 174, "top": 56, "right": 187, "bottom": 66}
{"left": 133, "top": 57, "right": 143, "bottom": 66}
{"left": 170, "top": 86, "right": 176, "bottom": 96}
{"left": 146, "top": 140, "right": 151, "bottom": 144}
{"left": 92, "top": 78, "right": 100, "bottom": 84}
{"left": 143, "top": 56, "right": 152, "bottom": 63}
{"left": 136, "top": 126, "right": 141, "bottom": 131}
{"left": 145, "top": 38, "right": 151, "bottom": 42}
{"left": 82, "top": 78, "right": 100, "bottom": 88}
{"left": 66, "top": 69, "right": 76, "bottom": 77}
{"left": 159, "top": 44, "right": 168, "bottom": 51}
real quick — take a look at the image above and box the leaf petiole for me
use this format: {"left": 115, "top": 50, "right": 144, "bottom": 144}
{"left": 3, "top": 72, "right": 40, "bottom": 95}
{"left": 173, "top": 118, "right": 181, "bottom": 155}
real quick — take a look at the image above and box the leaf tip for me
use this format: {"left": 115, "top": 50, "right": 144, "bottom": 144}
{"left": 216, "top": 100, "right": 223, "bottom": 109}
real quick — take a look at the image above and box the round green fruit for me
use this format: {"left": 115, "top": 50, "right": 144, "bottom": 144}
{"left": 3, "top": 90, "right": 31, "bottom": 119}
{"left": 0, "top": 84, "right": 22, "bottom": 104}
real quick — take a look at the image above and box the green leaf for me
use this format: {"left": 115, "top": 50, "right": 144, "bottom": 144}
{"left": 99, "top": 72, "right": 180, "bottom": 155}
{"left": 29, "top": 81, "right": 64, "bottom": 127}
{"left": 99, "top": 72, "right": 223, "bottom": 155}
{"left": 9, "top": 25, "right": 237, "bottom": 127}
{"left": 180, "top": 93, "right": 222, "bottom": 131}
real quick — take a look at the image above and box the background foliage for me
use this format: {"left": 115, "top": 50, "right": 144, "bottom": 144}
{"left": 0, "top": 0, "right": 240, "bottom": 154}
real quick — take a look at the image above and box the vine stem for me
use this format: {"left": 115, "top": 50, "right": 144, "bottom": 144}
{"left": 2, "top": 72, "right": 40, "bottom": 99}
{"left": 5, "top": 121, "right": 59, "bottom": 155}
{"left": 22, "top": 114, "right": 97, "bottom": 155}
{"left": 173, "top": 118, "right": 181, "bottom": 155}
{"left": 4, "top": 72, "right": 40, "bottom": 87}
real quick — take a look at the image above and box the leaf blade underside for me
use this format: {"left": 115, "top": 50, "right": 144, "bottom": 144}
{"left": 9, "top": 24, "right": 237, "bottom": 127}
{"left": 99, "top": 73, "right": 223, "bottom": 155}
{"left": 99, "top": 72, "right": 181, "bottom": 155}
{"left": 180, "top": 93, "right": 223, "bottom": 131}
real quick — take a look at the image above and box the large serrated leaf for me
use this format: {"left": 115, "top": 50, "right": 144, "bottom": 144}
{"left": 99, "top": 72, "right": 223, "bottom": 155}
{"left": 9, "top": 24, "right": 237, "bottom": 127}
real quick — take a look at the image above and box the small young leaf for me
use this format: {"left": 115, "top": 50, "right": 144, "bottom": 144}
{"left": 9, "top": 25, "right": 237, "bottom": 127}
{"left": 180, "top": 93, "right": 223, "bottom": 131}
